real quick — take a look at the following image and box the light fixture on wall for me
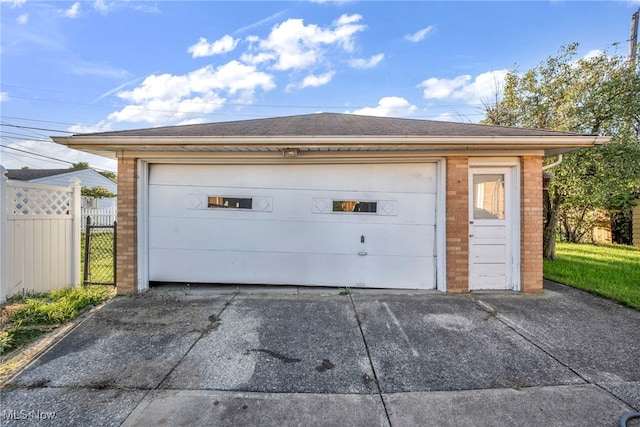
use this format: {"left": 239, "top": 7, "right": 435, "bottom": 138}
{"left": 282, "top": 148, "right": 299, "bottom": 158}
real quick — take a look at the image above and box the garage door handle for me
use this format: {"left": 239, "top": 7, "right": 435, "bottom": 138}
{"left": 469, "top": 234, "right": 474, "bottom": 237}
{"left": 358, "top": 251, "right": 368, "bottom": 256}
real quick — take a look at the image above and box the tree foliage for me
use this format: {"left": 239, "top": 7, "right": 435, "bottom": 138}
{"left": 98, "top": 170, "right": 117, "bottom": 181}
{"left": 81, "top": 186, "right": 116, "bottom": 199}
{"left": 69, "top": 162, "right": 116, "bottom": 181}
{"left": 70, "top": 162, "right": 90, "bottom": 170}
{"left": 482, "top": 44, "right": 640, "bottom": 256}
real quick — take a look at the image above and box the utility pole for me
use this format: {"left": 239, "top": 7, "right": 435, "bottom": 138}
{"left": 630, "top": 9, "right": 639, "bottom": 66}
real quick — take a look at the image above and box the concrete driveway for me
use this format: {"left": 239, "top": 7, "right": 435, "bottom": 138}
{"left": 1, "top": 280, "right": 639, "bottom": 426}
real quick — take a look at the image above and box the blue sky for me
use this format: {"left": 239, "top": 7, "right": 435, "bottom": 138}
{"left": 1, "top": 0, "right": 639, "bottom": 172}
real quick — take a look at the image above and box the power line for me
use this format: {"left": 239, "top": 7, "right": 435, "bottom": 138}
{"left": 1, "top": 116, "right": 79, "bottom": 126}
{"left": 0, "top": 148, "right": 72, "bottom": 167}
{"left": 0, "top": 144, "right": 75, "bottom": 165}
{"left": 1, "top": 123, "right": 73, "bottom": 134}
{"left": 0, "top": 131, "right": 52, "bottom": 142}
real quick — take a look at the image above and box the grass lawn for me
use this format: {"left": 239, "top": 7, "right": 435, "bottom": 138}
{"left": 0, "top": 286, "right": 115, "bottom": 357}
{"left": 544, "top": 243, "right": 640, "bottom": 309}
{"left": 81, "top": 230, "right": 115, "bottom": 284}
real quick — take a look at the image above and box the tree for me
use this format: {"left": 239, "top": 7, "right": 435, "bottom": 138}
{"left": 98, "top": 170, "right": 117, "bottom": 181}
{"left": 69, "top": 161, "right": 116, "bottom": 181}
{"left": 482, "top": 44, "right": 640, "bottom": 258}
{"left": 70, "top": 162, "right": 90, "bottom": 170}
{"left": 81, "top": 186, "right": 116, "bottom": 199}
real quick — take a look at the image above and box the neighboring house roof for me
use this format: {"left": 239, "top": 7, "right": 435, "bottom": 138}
{"left": 52, "top": 113, "right": 609, "bottom": 157}
{"left": 6, "top": 169, "right": 73, "bottom": 181}
{"left": 5, "top": 168, "right": 117, "bottom": 193}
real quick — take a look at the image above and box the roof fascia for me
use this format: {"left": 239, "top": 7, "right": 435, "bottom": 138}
{"left": 53, "top": 134, "right": 608, "bottom": 148}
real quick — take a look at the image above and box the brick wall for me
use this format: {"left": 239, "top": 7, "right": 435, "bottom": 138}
{"left": 446, "top": 157, "right": 469, "bottom": 293}
{"left": 116, "top": 157, "right": 137, "bottom": 295}
{"left": 520, "top": 156, "right": 543, "bottom": 293}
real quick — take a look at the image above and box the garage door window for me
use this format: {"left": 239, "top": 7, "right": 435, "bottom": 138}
{"left": 332, "top": 200, "right": 377, "bottom": 213}
{"left": 208, "top": 196, "right": 253, "bottom": 209}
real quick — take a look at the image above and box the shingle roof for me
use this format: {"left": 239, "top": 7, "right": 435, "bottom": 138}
{"left": 77, "top": 113, "right": 585, "bottom": 138}
{"left": 6, "top": 169, "right": 73, "bottom": 181}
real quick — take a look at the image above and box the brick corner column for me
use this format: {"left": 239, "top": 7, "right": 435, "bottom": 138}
{"left": 116, "top": 157, "right": 138, "bottom": 295}
{"left": 520, "top": 156, "right": 543, "bottom": 293}
{"left": 446, "top": 157, "right": 469, "bottom": 293}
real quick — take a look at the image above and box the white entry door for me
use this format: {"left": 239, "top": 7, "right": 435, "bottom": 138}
{"left": 469, "top": 167, "right": 515, "bottom": 290}
{"left": 148, "top": 163, "right": 438, "bottom": 289}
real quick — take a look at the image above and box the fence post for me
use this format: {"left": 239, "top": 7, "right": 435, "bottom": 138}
{"left": 70, "top": 177, "right": 82, "bottom": 287}
{"left": 0, "top": 166, "right": 7, "bottom": 303}
{"left": 113, "top": 220, "right": 117, "bottom": 285}
{"left": 84, "top": 216, "right": 92, "bottom": 285}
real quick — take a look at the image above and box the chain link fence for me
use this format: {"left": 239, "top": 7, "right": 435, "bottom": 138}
{"left": 83, "top": 216, "right": 116, "bottom": 286}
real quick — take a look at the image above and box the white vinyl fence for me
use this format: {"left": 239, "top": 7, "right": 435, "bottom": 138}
{"left": 0, "top": 166, "right": 82, "bottom": 302}
{"left": 81, "top": 206, "right": 117, "bottom": 230}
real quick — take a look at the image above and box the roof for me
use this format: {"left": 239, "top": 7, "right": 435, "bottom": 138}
{"left": 53, "top": 113, "right": 608, "bottom": 158}
{"left": 5, "top": 168, "right": 116, "bottom": 188}
{"left": 6, "top": 169, "right": 73, "bottom": 181}
{"left": 78, "top": 113, "right": 583, "bottom": 138}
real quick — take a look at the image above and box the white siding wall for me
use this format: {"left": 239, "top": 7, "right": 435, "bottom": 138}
{"left": 0, "top": 170, "right": 81, "bottom": 302}
{"left": 32, "top": 169, "right": 116, "bottom": 192}
{"left": 32, "top": 169, "right": 117, "bottom": 210}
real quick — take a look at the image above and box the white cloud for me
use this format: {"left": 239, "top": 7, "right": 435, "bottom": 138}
{"left": 256, "top": 14, "right": 365, "bottom": 71}
{"left": 240, "top": 51, "right": 276, "bottom": 65}
{"left": 92, "top": 75, "right": 147, "bottom": 103}
{"left": 188, "top": 35, "right": 239, "bottom": 58}
{"left": 301, "top": 71, "right": 336, "bottom": 88}
{"left": 134, "top": 3, "right": 159, "bottom": 13}
{"left": 108, "top": 61, "right": 275, "bottom": 124}
{"left": 419, "top": 70, "right": 509, "bottom": 102}
{"left": 405, "top": 26, "right": 433, "bottom": 43}
{"left": 348, "top": 53, "right": 384, "bottom": 69}
{"left": 1, "top": 0, "right": 26, "bottom": 8}
{"left": 0, "top": 91, "right": 9, "bottom": 102}
{"left": 93, "top": 0, "right": 113, "bottom": 14}
{"left": 432, "top": 112, "right": 457, "bottom": 122}
{"left": 419, "top": 75, "right": 470, "bottom": 99}
{"left": 68, "top": 59, "right": 130, "bottom": 79}
{"left": 287, "top": 71, "right": 336, "bottom": 91}
{"left": 346, "top": 96, "right": 417, "bottom": 117}
{"left": 68, "top": 121, "right": 112, "bottom": 134}
{"left": 64, "top": 2, "right": 80, "bottom": 18}
{"left": 583, "top": 49, "right": 605, "bottom": 60}
{"left": 17, "top": 13, "right": 28, "bottom": 24}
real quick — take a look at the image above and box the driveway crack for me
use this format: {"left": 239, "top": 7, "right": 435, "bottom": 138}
{"left": 154, "top": 292, "right": 238, "bottom": 390}
{"left": 349, "top": 294, "right": 392, "bottom": 427}
{"left": 472, "top": 297, "right": 635, "bottom": 409}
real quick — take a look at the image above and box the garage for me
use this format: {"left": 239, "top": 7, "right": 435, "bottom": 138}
{"left": 148, "top": 162, "right": 438, "bottom": 289}
{"left": 53, "top": 112, "right": 606, "bottom": 294}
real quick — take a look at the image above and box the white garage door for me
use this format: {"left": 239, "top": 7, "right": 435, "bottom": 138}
{"left": 148, "top": 163, "right": 438, "bottom": 289}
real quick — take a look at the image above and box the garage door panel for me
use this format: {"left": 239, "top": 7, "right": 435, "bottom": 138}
{"left": 149, "top": 163, "right": 438, "bottom": 194}
{"left": 149, "top": 249, "right": 434, "bottom": 289}
{"left": 149, "top": 217, "right": 435, "bottom": 257}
